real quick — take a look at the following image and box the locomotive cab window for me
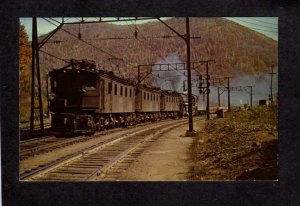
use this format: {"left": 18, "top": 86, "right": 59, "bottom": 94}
{"left": 147, "top": 93, "right": 149, "bottom": 100}
{"left": 82, "top": 85, "right": 96, "bottom": 91}
{"left": 82, "top": 77, "right": 97, "bottom": 92}
{"left": 130, "top": 88, "right": 132, "bottom": 97}
{"left": 120, "top": 86, "right": 123, "bottom": 96}
{"left": 115, "top": 84, "right": 118, "bottom": 95}
{"left": 108, "top": 82, "right": 112, "bottom": 94}
{"left": 125, "top": 87, "right": 127, "bottom": 97}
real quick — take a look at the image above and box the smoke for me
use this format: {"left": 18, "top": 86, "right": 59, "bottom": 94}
{"left": 151, "top": 54, "right": 278, "bottom": 108}
{"left": 151, "top": 53, "right": 206, "bottom": 110}
{"left": 152, "top": 53, "right": 186, "bottom": 92}
{"left": 210, "top": 67, "right": 278, "bottom": 106}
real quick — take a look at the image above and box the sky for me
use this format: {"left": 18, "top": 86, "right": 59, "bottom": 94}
{"left": 20, "top": 17, "right": 278, "bottom": 41}
{"left": 226, "top": 17, "right": 278, "bottom": 41}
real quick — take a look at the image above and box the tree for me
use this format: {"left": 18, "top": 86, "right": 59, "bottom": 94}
{"left": 19, "top": 23, "right": 32, "bottom": 121}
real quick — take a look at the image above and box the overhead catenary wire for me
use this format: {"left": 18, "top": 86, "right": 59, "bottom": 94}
{"left": 20, "top": 42, "right": 69, "bottom": 63}
{"left": 39, "top": 49, "right": 70, "bottom": 63}
{"left": 125, "top": 19, "right": 189, "bottom": 77}
{"left": 43, "top": 18, "right": 122, "bottom": 63}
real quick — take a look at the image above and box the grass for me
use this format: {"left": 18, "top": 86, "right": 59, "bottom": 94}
{"left": 189, "top": 105, "right": 278, "bottom": 180}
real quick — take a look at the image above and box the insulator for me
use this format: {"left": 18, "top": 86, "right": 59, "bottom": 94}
{"left": 207, "top": 89, "right": 210, "bottom": 94}
{"left": 199, "top": 89, "right": 203, "bottom": 94}
{"left": 207, "top": 75, "right": 210, "bottom": 80}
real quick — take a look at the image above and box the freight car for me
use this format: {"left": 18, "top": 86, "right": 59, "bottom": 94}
{"left": 49, "top": 59, "right": 185, "bottom": 134}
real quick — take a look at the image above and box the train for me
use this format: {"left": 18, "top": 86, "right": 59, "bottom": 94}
{"left": 49, "top": 59, "right": 198, "bottom": 134}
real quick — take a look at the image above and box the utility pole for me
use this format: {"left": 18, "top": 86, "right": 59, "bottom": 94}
{"left": 269, "top": 65, "right": 276, "bottom": 105}
{"left": 30, "top": 17, "right": 44, "bottom": 137}
{"left": 30, "top": 17, "right": 37, "bottom": 136}
{"left": 248, "top": 86, "right": 254, "bottom": 108}
{"left": 186, "top": 17, "right": 193, "bottom": 133}
{"left": 156, "top": 17, "right": 194, "bottom": 135}
{"left": 227, "top": 77, "right": 231, "bottom": 111}
{"left": 206, "top": 61, "right": 210, "bottom": 120}
{"left": 36, "top": 25, "right": 44, "bottom": 135}
{"left": 46, "top": 74, "right": 49, "bottom": 117}
{"left": 217, "top": 87, "right": 220, "bottom": 107}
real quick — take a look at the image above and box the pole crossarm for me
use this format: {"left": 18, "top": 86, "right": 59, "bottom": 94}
{"left": 219, "top": 86, "right": 255, "bottom": 93}
{"left": 217, "top": 85, "right": 255, "bottom": 108}
{"left": 209, "top": 76, "right": 234, "bottom": 87}
{"left": 138, "top": 62, "right": 206, "bottom": 70}
{"left": 137, "top": 62, "right": 206, "bottom": 83}
{"left": 156, "top": 18, "right": 186, "bottom": 41}
{"left": 38, "top": 22, "right": 64, "bottom": 49}
{"left": 62, "top": 17, "right": 157, "bottom": 24}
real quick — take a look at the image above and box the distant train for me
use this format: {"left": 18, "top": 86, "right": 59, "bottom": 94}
{"left": 49, "top": 59, "right": 198, "bottom": 134}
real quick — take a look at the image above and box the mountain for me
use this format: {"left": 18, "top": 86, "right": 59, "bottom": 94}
{"left": 39, "top": 17, "right": 278, "bottom": 79}
{"left": 20, "top": 17, "right": 278, "bottom": 121}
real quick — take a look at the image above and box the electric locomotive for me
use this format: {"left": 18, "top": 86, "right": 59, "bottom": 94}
{"left": 49, "top": 59, "right": 187, "bottom": 134}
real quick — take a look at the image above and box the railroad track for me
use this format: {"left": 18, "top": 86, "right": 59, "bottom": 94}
{"left": 19, "top": 120, "right": 165, "bottom": 161}
{"left": 20, "top": 119, "right": 187, "bottom": 181}
{"left": 19, "top": 128, "right": 123, "bottom": 160}
{"left": 20, "top": 122, "right": 51, "bottom": 132}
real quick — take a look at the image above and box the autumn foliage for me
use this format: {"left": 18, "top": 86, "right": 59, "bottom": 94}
{"left": 19, "top": 23, "right": 32, "bottom": 121}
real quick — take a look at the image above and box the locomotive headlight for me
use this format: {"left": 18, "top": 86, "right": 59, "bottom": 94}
{"left": 49, "top": 93, "right": 56, "bottom": 100}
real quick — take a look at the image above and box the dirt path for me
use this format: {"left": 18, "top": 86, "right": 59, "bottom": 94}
{"left": 117, "top": 117, "right": 206, "bottom": 181}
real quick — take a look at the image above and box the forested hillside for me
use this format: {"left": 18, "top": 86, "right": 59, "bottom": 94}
{"left": 19, "top": 17, "right": 278, "bottom": 121}
{"left": 39, "top": 18, "right": 277, "bottom": 76}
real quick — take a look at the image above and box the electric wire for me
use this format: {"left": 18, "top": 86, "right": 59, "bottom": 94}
{"left": 126, "top": 19, "right": 189, "bottom": 78}
{"left": 20, "top": 42, "right": 69, "bottom": 63}
{"left": 43, "top": 18, "right": 122, "bottom": 62}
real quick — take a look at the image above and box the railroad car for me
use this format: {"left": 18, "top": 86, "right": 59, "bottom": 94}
{"left": 49, "top": 59, "right": 189, "bottom": 134}
{"left": 161, "top": 90, "right": 182, "bottom": 119}
{"left": 135, "top": 84, "right": 161, "bottom": 122}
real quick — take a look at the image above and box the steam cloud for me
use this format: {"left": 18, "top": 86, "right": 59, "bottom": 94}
{"left": 210, "top": 67, "right": 278, "bottom": 107}
{"left": 151, "top": 53, "right": 278, "bottom": 108}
